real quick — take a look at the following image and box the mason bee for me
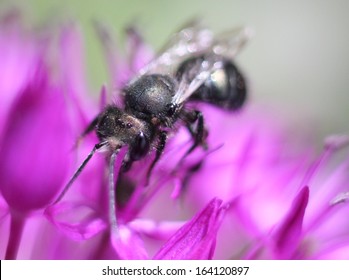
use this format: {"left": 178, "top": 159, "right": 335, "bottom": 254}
{"left": 52, "top": 21, "right": 251, "bottom": 227}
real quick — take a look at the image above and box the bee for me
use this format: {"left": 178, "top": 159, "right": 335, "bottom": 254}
{"left": 52, "top": 21, "right": 251, "bottom": 225}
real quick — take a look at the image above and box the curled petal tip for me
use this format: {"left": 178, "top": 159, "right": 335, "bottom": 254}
{"left": 324, "top": 134, "right": 349, "bottom": 151}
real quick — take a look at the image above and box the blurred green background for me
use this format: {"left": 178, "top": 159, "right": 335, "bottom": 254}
{"left": 1, "top": 0, "right": 349, "bottom": 141}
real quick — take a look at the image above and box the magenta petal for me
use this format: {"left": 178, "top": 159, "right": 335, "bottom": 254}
{"left": 126, "top": 27, "right": 154, "bottom": 73}
{"left": 273, "top": 186, "right": 309, "bottom": 258}
{"left": 315, "top": 241, "right": 349, "bottom": 259}
{"left": 110, "top": 226, "right": 148, "bottom": 260}
{"left": 0, "top": 195, "right": 9, "bottom": 222}
{"left": 0, "top": 20, "right": 40, "bottom": 139}
{"left": 0, "top": 84, "right": 73, "bottom": 212}
{"left": 59, "top": 25, "right": 87, "bottom": 99}
{"left": 324, "top": 135, "right": 349, "bottom": 151}
{"left": 45, "top": 202, "right": 107, "bottom": 240}
{"left": 153, "top": 198, "right": 227, "bottom": 260}
{"left": 99, "top": 85, "right": 107, "bottom": 110}
{"left": 94, "top": 22, "right": 131, "bottom": 91}
{"left": 59, "top": 24, "right": 96, "bottom": 122}
{"left": 129, "top": 219, "right": 185, "bottom": 240}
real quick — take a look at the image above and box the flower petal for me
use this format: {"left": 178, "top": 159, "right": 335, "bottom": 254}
{"left": 0, "top": 17, "right": 41, "bottom": 139}
{"left": 315, "top": 240, "right": 349, "bottom": 260}
{"left": 44, "top": 202, "right": 107, "bottom": 240}
{"left": 110, "top": 225, "right": 148, "bottom": 260}
{"left": 59, "top": 24, "right": 97, "bottom": 123}
{"left": 153, "top": 198, "right": 227, "bottom": 260}
{"left": 125, "top": 26, "right": 154, "bottom": 73}
{"left": 129, "top": 218, "right": 185, "bottom": 240}
{"left": 0, "top": 84, "right": 73, "bottom": 212}
{"left": 273, "top": 186, "right": 309, "bottom": 258}
{"left": 94, "top": 22, "right": 130, "bottom": 91}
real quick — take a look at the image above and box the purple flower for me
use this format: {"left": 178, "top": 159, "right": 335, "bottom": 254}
{"left": 184, "top": 105, "right": 349, "bottom": 259}
{"left": 1, "top": 13, "right": 349, "bottom": 260}
{"left": 0, "top": 14, "right": 100, "bottom": 259}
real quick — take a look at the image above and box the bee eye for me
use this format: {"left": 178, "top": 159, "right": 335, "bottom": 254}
{"left": 167, "top": 103, "right": 177, "bottom": 116}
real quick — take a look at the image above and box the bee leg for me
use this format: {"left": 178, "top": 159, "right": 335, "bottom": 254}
{"left": 146, "top": 131, "right": 167, "bottom": 184}
{"left": 180, "top": 160, "right": 204, "bottom": 192}
{"left": 184, "top": 110, "right": 208, "bottom": 156}
{"left": 172, "top": 110, "right": 207, "bottom": 173}
{"left": 82, "top": 114, "right": 100, "bottom": 137}
{"left": 73, "top": 114, "right": 100, "bottom": 149}
{"left": 122, "top": 158, "right": 134, "bottom": 172}
{"left": 171, "top": 110, "right": 207, "bottom": 173}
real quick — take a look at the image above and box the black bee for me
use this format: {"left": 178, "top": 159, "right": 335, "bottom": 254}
{"left": 52, "top": 22, "right": 251, "bottom": 218}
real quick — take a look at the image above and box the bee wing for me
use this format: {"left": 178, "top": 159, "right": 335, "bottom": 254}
{"left": 211, "top": 26, "right": 253, "bottom": 60}
{"left": 138, "top": 20, "right": 215, "bottom": 76}
{"left": 172, "top": 26, "right": 253, "bottom": 105}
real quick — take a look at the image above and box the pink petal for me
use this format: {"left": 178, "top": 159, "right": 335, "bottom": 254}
{"left": 153, "top": 198, "right": 227, "bottom": 260}
{"left": 129, "top": 219, "right": 185, "bottom": 240}
{"left": 44, "top": 202, "right": 107, "bottom": 240}
{"left": 126, "top": 26, "right": 154, "bottom": 73}
{"left": 0, "top": 85, "right": 73, "bottom": 212}
{"left": 315, "top": 240, "right": 349, "bottom": 259}
{"left": 94, "top": 22, "right": 131, "bottom": 92}
{"left": 59, "top": 24, "right": 97, "bottom": 125}
{"left": 273, "top": 186, "right": 309, "bottom": 258}
{"left": 110, "top": 225, "right": 148, "bottom": 260}
{"left": 0, "top": 195, "right": 9, "bottom": 222}
{"left": 0, "top": 19, "right": 41, "bottom": 138}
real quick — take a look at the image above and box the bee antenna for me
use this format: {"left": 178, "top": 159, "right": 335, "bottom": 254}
{"left": 51, "top": 141, "right": 108, "bottom": 205}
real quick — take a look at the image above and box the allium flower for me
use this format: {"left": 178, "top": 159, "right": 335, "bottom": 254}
{"left": 1, "top": 13, "right": 349, "bottom": 260}
{"left": 0, "top": 14, "right": 102, "bottom": 259}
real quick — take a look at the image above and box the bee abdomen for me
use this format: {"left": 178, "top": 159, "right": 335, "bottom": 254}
{"left": 176, "top": 56, "right": 247, "bottom": 110}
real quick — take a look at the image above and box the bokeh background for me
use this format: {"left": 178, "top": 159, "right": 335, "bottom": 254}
{"left": 1, "top": 0, "right": 349, "bottom": 144}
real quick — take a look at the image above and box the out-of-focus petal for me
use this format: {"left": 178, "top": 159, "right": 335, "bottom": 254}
{"left": 0, "top": 17, "right": 42, "bottom": 142}
{"left": 272, "top": 186, "right": 309, "bottom": 258}
{"left": 315, "top": 241, "right": 349, "bottom": 260}
{"left": 110, "top": 225, "right": 148, "bottom": 260}
{"left": 129, "top": 219, "right": 185, "bottom": 240}
{"left": 94, "top": 22, "right": 130, "bottom": 93}
{"left": 126, "top": 26, "right": 154, "bottom": 73}
{"left": 44, "top": 201, "right": 107, "bottom": 240}
{"left": 59, "top": 24, "right": 97, "bottom": 123}
{"left": 0, "top": 81, "right": 73, "bottom": 212}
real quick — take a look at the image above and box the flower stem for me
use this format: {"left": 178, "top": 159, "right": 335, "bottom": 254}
{"left": 5, "top": 211, "right": 27, "bottom": 260}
